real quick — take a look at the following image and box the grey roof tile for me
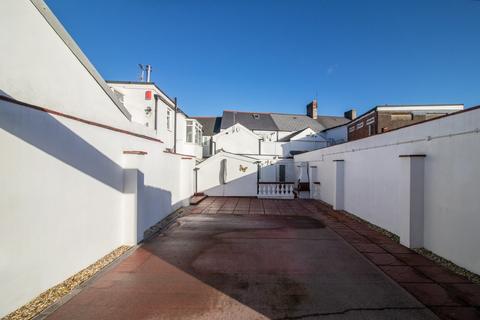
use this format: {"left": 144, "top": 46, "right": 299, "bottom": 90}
{"left": 192, "top": 117, "right": 222, "bottom": 136}
{"left": 271, "top": 114, "right": 325, "bottom": 132}
{"left": 221, "top": 111, "right": 278, "bottom": 131}
{"left": 316, "top": 116, "right": 350, "bottom": 129}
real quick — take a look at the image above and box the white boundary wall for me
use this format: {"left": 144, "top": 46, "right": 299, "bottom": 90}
{"left": 0, "top": 0, "right": 194, "bottom": 315}
{"left": 295, "top": 108, "right": 480, "bottom": 275}
{"left": 0, "top": 99, "right": 194, "bottom": 316}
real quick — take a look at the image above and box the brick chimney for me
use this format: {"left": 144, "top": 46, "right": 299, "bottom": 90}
{"left": 344, "top": 109, "right": 357, "bottom": 120}
{"left": 306, "top": 99, "right": 318, "bottom": 119}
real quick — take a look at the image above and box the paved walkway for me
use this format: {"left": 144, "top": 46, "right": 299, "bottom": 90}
{"left": 45, "top": 198, "right": 480, "bottom": 319}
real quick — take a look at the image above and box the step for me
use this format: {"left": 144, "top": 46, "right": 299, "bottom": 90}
{"left": 190, "top": 195, "right": 208, "bottom": 205}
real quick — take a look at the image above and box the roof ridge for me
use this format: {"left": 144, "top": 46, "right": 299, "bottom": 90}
{"left": 223, "top": 110, "right": 274, "bottom": 114}
{"left": 191, "top": 116, "right": 221, "bottom": 118}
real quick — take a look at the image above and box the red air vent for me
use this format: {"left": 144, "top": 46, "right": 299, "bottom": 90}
{"left": 145, "top": 90, "right": 152, "bottom": 100}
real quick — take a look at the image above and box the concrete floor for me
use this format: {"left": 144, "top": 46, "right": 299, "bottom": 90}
{"left": 46, "top": 213, "right": 438, "bottom": 320}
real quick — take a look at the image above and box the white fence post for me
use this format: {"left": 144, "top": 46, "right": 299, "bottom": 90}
{"left": 399, "top": 154, "right": 425, "bottom": 249}
{"left": 333, "top": 160, "right": 345, "bottom": 210}
{"left": 122, "top": 169, "right": 144, "bottom": 245}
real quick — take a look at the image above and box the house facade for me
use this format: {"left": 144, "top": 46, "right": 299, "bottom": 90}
{"left": 107, "top": 81, "right": 203, "bottom": 159}
{"left": 192, "top": 102, "right": 351, "bottom": 197}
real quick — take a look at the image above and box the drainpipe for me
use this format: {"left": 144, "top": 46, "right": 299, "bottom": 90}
{"left": 194, "top": 168, "right": 198, "bottom": 194}
{"left": 256, "top": 162, "right": 260, "bottom": 194}
{"left": 154, "top": 94, "right": 159, "bottom": 132}
{"left": 174, "top": 97, "right": 178, "bottom": 153}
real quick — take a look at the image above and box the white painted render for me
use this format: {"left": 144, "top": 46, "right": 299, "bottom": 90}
{"left": 295, "top": 107, "right": 480, "bottom": 274}
{"left": 175, "top": 116, "right": 203, "bottom": 159}
{"left": 323, "top": 125, "right": 348, "bottom": 145}
{"left": 259, "top": 159, "right": 296, "bottom": 182}
{"left": 213, "top": 123, "right": 261, "bottom": 155}
{"left": 107, "top": 83, "right": 203, "bottom": 159}
{"left": 0, "top": 99, "right": 194, "bottom": 316}
{"left": 0, "top": 0, "right": 139, "bottom": 132}
{"left": 212, "top": 125, "right": 328, "bottom": 157}
{"left": 0, "top": 1, "right": 195, "bottom": 316}
{"left": 196, "top": 152, "right": 258, "bottom": 197}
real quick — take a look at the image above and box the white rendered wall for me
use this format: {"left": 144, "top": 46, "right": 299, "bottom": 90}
{"left": 0, "top": 99, "right": 194, "bottom": 316}
{"left": 261, "top": 140, "right": 327, "bottom": 157}
{"left": 107, "top": 83, "right": 175, "bottom": 144}
{"left": 214, "top": 124, "right": 260, "bottom": 155}
{"left": 175, "top": 113, "right": 203, "bottom": 159}
{"left": 0, "top": 1, "right": 194, "bottom": 315}
{"left": 196, "top": 153, "right": 258, "bottom": 197}
{"left": 295, "top": 108, "right": 480, "bottom": 274}
{"left": 0, "top": 0, "right": 142, "bottom": 133}
{"left": 259, "top": 159, "right": 296, "bottom": 182}
{"left": 323, "top": 125, "right": 348, "bottom": 144}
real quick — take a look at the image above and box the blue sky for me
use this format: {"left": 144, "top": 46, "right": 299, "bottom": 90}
{"left": 45, "top": 0, "right": 480, "bottom": 117}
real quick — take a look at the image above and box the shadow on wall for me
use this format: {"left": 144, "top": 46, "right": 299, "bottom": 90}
{"left": 0, "top": 97, "right": 176, "bottom": 241}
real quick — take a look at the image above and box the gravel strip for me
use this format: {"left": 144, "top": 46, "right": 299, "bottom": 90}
{"left": 414, "top": 247, "right": 480, "bottom": 284}
{"left": 3, "top": 246, "right": 131, "bottom": 320}
{"left": 340, "top": 210, "right": 400, "bottom": 243}
{"left": 334, "top": 210, "right": 480, "bottom": 284}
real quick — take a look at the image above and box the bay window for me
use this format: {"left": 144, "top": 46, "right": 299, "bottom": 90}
{"left": 186, "top": 120, "right": 202, "bottom": 144}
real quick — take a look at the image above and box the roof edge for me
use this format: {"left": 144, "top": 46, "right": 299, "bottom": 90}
{"left": 30, "top": 0, "right": 132, "bottom": 121}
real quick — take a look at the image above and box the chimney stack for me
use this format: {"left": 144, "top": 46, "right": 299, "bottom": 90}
{"left": 138, "top": 64, "right": 152, "bottom": 82}
{"left": 145, "top": 65, "right": 152, "bottom": 82}
{"left": 344, "top": 109, "right": 357, "bottom": 120}
{"left": 306, "top": 99, "right": 318, "bottom": 119}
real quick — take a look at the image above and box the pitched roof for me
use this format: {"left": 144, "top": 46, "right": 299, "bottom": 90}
{"left": 277, "top": 128, "right": 309, "bottom": 142}
{"left": 218, "top": 110, "right": 349, "bottom": 132}
{"left": 271, "top": 114, "right": 325, "bottom": 132}
{"left": 221, "top": 111, "right": 278, "bottom": 131}
{"left": 315, "top": 116, "right": 350, "bottom": 129}
{"left": 192, "top": 117, "right": 222, "bottom": 136}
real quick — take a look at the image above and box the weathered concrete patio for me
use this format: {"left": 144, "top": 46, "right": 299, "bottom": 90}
{"left": 44, "top": 198, "right": 480, "bottom": 320}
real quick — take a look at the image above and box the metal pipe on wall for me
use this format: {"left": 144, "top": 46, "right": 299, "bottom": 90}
{"left": 173, "top": 97, "right": 178, "bottom": 153}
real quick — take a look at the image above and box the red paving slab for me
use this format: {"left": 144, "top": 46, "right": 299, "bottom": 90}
{"left": 44, "top": 197, "right": 480, "bottom": 320}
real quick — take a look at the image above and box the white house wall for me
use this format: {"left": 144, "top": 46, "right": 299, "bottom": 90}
{"left": 108, "top": 83, "right": 175, "bottom": 146}
{"left": 282, "top": 140, "right": 328, "bottom": 155}
{"left": 252, "top": 130, "right": 277, "bottom": 142}
{"left": 0, "top": 99, "right": 195, "bottom": 316}
{"left": 214, "top": 124, "right": 260, "bottom": 155}
{"left": 0, "top": 1, "right": 195, "bottom": 315}
{"left": 295, "top": 108, "right": 480, "bottom": 275}
{"left": 259, "top": 159, "right": 296, "bottom": 182}
{"left": 175, "top": 113, "right": 203, "bottom": 158}
{"left": 0, "top": 0, "right": 139, "bottom": 133}
{"left": 196, "top": 153, "right": 258, "bottom": 197}
{"left": 324, "top": 125, "right": 348, "bottom": 144}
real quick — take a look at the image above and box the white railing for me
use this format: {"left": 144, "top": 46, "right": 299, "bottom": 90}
{"left": 257, "top": 183, "right": 294, "bottom": 199}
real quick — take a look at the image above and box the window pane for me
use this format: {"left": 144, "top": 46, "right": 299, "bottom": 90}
{"left": 186, "top": 124, "right": 193, "bottom": 143}
{"left": 166, "top": 110, "right": 171, "bottom": 130}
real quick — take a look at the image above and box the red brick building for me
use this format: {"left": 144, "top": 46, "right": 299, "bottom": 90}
{"left": 347, "top": 104, "right": 464, "bottom": 141}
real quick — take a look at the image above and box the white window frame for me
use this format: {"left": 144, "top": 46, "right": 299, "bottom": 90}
{"left": 186, "top": 120, "right": 193, "bottom": 143}
{"left": 186, "top": 120, "right": 202, "bottom": 145}
{"left": 166, "top": 109, "right": 172, "bottom": 131}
